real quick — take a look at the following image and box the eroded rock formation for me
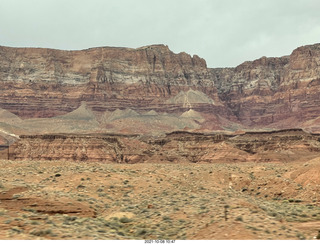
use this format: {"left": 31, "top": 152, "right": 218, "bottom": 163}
{"left": 0, "top": 45, "right": 226, "bottom": 119}
{"left": 7, "top": 130, "right": 320, "bottom": 164}
{"left": 211, "top": 43, "right": 320, "bottom": 130}
{"left": 0, "top": 43, "right": 320, "bottom": 134}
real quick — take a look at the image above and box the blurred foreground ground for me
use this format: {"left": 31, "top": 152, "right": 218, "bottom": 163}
{"left": 0, "top": 159, "right": 320, "bottom": 240}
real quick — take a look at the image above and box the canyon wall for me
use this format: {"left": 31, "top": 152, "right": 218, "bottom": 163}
{"left": 0, "top": 43, "right": 320, "bottom": 133}
{"left": 0, "top": 45, "right": 228, "bottom": 119}
{"left": 211, "top": 43, "right": 320, "bottom": 130}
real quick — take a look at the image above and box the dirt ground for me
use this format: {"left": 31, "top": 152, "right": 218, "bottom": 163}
{"left": 0, "top": 158, "right": 320, "bottom": 240}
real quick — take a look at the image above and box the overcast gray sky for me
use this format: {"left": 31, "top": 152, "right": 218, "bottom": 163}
{"left": 0, "top": 0, "right": 320, "bottom": 67}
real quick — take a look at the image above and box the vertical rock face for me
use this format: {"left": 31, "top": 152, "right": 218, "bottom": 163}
{"left": 211, "top": 43, "right": 320, "bottom": 130}
{"left": 0, "top": 43, "right": 320, "bottom": 133}
{"left": 0, "top": 44, "right": 211, "bottom": 86}
{"left": 0, "top": 44, "right": 226, "bottom": 120}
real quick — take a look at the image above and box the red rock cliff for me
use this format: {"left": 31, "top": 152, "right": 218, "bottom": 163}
{"left": 1, "top": 43, "right": 320, "bottom": 132}
{"left": 0, "top": 44, "right": 228, "bottom": 120}
{"left": 211, "top": 43, "right": 320, "bottom": 131}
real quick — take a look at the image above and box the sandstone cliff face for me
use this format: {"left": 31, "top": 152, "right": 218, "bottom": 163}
{"left": 211, "top": 43, "right": 320, "bottom": 130}
{"left": 0, "top": 45, "right": 231, "bottom": 123}
{"left": 1, "top": 43, "right": 320, "bottom": 133}
{"left": 0, "top": 45, "right": 210, "bottom": 85}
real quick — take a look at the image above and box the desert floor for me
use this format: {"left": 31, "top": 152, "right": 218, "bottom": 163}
{"left": 0, "top": 159, "right": 320, "bottom": 240}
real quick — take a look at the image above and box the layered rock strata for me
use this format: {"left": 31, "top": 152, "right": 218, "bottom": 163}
{"left": 0, "top": 43, "right": 320, "bottom": 132}
{"left": 211, "top": 44, "right": 320, "bottom": 130}
{"left": 0, "top": 45, "right": 230, "bottom": 121}
{"left": 7, "top": 129, "right": 320, "bottom": 164}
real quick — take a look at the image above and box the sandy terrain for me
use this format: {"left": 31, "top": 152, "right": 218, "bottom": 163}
{"left": 0, "top": 159, "right": 320, "bottom": 240}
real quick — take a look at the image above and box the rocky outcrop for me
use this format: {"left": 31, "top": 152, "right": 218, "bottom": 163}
{"left": 8, "top": 134, "right": 149, "bottom": 163}
{"left": 211, "top": 43, "right": 320, "bottom": 130}
{"left": 8, "top": 129, "right": 320, "bottom": 164}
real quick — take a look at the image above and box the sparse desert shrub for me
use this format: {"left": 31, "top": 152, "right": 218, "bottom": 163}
{"left": 98, "top": 193, "right": 108, "bottom": 197}
{"left": 11, "top": 227, "right": 22, "bottom": 233}
{"left": 64, "top": 216, "right": 77, "bottom": 222}
{"left": 235, "top": 216, "right": 243, "bottom": 221}
{"left": 296, "top": 233, "right": 306, "bottom": 240}
{"left": 246, "top": 225, "right": 260, "bottom": 231}
{"left": 162, "top": 216, "right": 172, "bottom": 222}
{"left": 241, "top": 187, "right": 248, "bottom": 192}
{"left": 119, "top": 216, "right": 132, "bottom": 223}
{"left": 105, "top": 219, "right": 123, "bottom": 230}
{"left": 135, "top": 229, "right": 147, "bottom": 236}
{"left": 12, "top": 194, "right": 21, "bottom": 199}
{"left": 272, "top": 197, "right": 281, "bottom": 201}
{"left": 77, "top": 184, "right": 85, "bottom": 189}
{"left": 268, "top": 212, "right": 278, "bottom": 217}
{"left": 30, "top": 229, "right": 52, "bottom": 236}
{"left": 22, "top": 208, "right": 37, "bottom": 213}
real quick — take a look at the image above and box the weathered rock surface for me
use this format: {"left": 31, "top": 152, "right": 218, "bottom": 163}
{"left": 0, "top": 44, "right": 228, "bottom": 121}
{"left": 7, "top": 129, "right": 320, "bottom": 164}
{"left": 211, "top": 43, "right": 320, "bottom": 131}
{"left": 0, "top": 43, "right": 320, "bottom": 134}
{"left": 0, "top": 44, "right": 210, "bottom": 86}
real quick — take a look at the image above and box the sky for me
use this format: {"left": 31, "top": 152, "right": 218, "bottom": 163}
{"left": 0, "top": 0, "right": 320, "bottom": 67}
